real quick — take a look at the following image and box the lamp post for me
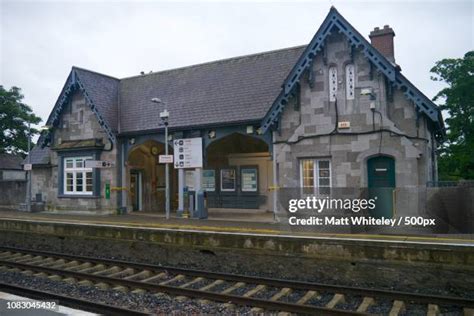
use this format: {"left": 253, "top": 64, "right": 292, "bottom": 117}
{"left": 26, "top": 122, "right": 31, "bottom": 213}
{"left": 151, "top": 98, "right": 170, "bottom": 219}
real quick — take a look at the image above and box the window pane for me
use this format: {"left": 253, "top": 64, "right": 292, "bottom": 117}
{"left": 86, "top": 172, "right": 93, "bottom": 192}
{"left": 319, "top": 170, "right": 330, "bottom": 178}
{"left": 319, "top": 160, "right": 330, "bottom": 169}
{"left": 65, "top": 159, "right": 73, "bottom": 169}
{"left": 301, "top": 160, "right": 314, "bottom": 188}
{"left": 66, "top": 173, "right": 73, "bottom": 192}
{"left": 76, "top": 173, "right": 83, "bottom": 191}
{"left": 76, "top": 158, "right": 83, "bottom": 168}
{"left": 319, "top": 178, "right": 330, "bottom": 186}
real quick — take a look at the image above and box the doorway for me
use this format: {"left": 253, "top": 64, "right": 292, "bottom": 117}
{"left": 130, "top": 171, "right": 142, "bottom": 211}
{"left": 367, "top": 156, "right": 395, "bottom": 218}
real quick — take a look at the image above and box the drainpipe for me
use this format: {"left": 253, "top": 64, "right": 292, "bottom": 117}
{"left": 121, "top": 141, "right": 127, "bottom": 212}
{"left": 272, "top": 130, "right": 279, "bottom": 222}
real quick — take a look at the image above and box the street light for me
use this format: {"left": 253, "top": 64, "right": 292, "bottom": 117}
{"left": 151, "top": 98, "right": 170, "bottom": 219}
{"left": 26, "top": 122, "right": 31, "bottom": 212}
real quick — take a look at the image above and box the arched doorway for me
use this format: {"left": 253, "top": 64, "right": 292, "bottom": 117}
{"left": 205, "top": 133, "right": 272, "bottom": 211}
{"left": 127, "top": 140, "right": 177, "bottom": 212}
{"left": 367, "top": 155, "right": 395, "bottom": 218}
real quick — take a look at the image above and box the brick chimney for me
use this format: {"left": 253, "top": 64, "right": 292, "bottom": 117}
{"left": 369, "top": 25, "right": 395, "bottom": 62}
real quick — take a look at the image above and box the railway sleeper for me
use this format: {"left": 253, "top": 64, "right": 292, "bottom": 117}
{"left": 389, "top": 300, "right": 405, "bottom": 316}
{"left": 427, "top": 303, "right": 440, "bottom": 316}
{"left": 357, "top": 297, "right": 375, "bottom": 312}
{"left": 179, "top": 277, "right": 204, "bottom": 288}
{"left": 159, "top": 274, "right": 185, "bottom": 286}
{"left": 326, "top": 293, "right": 345, "bottom": 309}
{"left": 464, "top": 308, "right": 474, "bottom": 316}
{"left": 141, "top": 272, "right": 167, "bottom": 283}
{"left": 296, "top": 290, "right": 318, "bottom": 305}
{"left": 221, "top": 282, "right": 245, "bottom": 294}
{"left": 243, "top": 284, "right": 266, "bottom": 298}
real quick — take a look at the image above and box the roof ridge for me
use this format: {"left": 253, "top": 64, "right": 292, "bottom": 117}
{"left": 72, "top": 66, "right": 120, "bottom": 81}
{"left": 120, "top": 44, "right": 307, "bottom": 80}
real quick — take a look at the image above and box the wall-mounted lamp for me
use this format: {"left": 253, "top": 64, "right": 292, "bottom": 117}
{"left": 360, "top": 88, "right": 377, "bottom": 100}
{"left": 129, "top": 138, "right": 135, "bottom": 145}
{"left": 246, "top": 126, "right": 254, "bottom": 134}
{"left": 208, "top": 130, "right": 216, "bottom": 139}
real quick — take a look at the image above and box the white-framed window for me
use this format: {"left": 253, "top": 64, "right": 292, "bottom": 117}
{"left": 64, "top": 157, "right": 93, "bottom": 195}
{"left": 345, "top": 64, "right": 355, "bottom": 100}
{"left": 329, "top": 66, "right": 337, "bottom": 102}
{"left": 300, "top": 159, "right": 331, "bottom": 195}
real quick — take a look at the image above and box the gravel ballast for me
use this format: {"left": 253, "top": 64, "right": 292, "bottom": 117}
{"left": 0, "top": 270, "right": 252, "bottom": 315}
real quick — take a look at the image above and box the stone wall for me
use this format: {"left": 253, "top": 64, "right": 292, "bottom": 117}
{"left": 0, "top": 180, "right": 26, "bottom": 209}
{"left": 31, "top": 92, "right": 119, "bottom": 213}
{"left": 274, "top": 32, "right": 435, "bottom": 193}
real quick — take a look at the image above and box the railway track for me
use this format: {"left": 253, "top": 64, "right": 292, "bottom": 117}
{"left": 0, "top": 282, "right": 147, "bottom": 315}
{"left": 0, "top": 246, "right": 472, "bottom": 315}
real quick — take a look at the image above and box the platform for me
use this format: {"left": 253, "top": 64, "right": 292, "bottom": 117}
{"left": 0, "top": 209, "right": 472, "bottom": 245}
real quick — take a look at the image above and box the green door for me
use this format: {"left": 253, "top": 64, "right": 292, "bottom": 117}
{"left": 367, "top": 156, "right": 395, "bottom": 218}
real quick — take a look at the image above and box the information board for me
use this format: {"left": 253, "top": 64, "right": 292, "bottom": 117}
{"left": 173, "top": 138, "right": 203, "bottom": 169}
{"left": 202, "top": 170, "right": 215, "bottom": 191}
{"left": 241, "top": 168, "right": 258, "bottom": 192}
{"left": 220, "top": 169, "right": 236, "bottom": 191}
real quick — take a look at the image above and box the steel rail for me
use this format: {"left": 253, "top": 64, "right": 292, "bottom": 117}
{"left": 0, "top": 282, "right": 148, "bottom": 316}
{"left": 0, "top": 259, "right": 366, "bottom": 315}
{"left": 0, "top": 246, "right": 472, "bottom": 308}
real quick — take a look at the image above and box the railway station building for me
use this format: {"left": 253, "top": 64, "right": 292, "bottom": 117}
{"left": 27, "top": 7, "right": 444, "bottom": 216}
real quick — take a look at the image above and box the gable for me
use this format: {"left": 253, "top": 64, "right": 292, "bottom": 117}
{"left": 42, "top": 67, "right": 119, "bottom": 146}
{"left": 261, "top": 7, "right": 444, "bottom": 140}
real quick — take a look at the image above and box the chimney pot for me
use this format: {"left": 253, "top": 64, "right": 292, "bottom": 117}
{"left": 369, "top": 25, "right": 396, "bottom": 62}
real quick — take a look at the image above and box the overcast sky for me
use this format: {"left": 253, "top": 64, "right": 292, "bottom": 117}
{"left": 1, "top": 0, "right": 473, "bottom": 128}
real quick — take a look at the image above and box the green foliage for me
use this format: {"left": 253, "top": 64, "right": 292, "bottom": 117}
{"left": 0, "top": 86, "right": 42, "bottom": 155}
{"left": 431, "top": 51, "right": 474, "bottom": 180}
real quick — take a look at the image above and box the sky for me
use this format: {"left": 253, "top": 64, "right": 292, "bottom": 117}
{"left": 1, "top": 0, "right": 473, "bottom": 130}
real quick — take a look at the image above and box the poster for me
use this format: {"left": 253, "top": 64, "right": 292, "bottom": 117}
{"left": 241, "top": 168, "right": 258, "bottom": 192}
{"left": 202, "top": 170, "right": 215, "bottom": 191}
{"left": 221, "top": 169, "right": 236, "bottom": 191}
{"left": 185, "top": 170, "right": 195, "bottom": 191}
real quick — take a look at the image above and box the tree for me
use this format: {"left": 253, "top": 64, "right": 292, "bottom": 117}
{"left": 431, "top": 51, "right": 474, "bottom": 180}
{"left": 0, "top": 86, "right": 42, "bottom": 155}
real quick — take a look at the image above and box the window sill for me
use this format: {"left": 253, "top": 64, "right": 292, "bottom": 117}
{"left": 58, "top": 194, "right": 100, "bottom": 199}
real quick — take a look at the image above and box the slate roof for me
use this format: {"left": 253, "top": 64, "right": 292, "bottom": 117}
{"left": 24, "top": 146, "right": 50, "bottom": 165}
{"left": 0, "top": 153, "right": 24, "bottom": 170}
{"left": 119, "top": 46, "right": 305, "bottom": 133}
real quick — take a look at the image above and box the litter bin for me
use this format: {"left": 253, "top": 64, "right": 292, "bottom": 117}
{"left": 194, "top": 190, "right": 208, "bottom": 219}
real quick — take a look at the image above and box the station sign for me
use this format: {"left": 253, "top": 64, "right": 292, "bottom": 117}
{"left": 173, "top": 138, "right": 203, "bottom": 169}
{"left": 159, "top": 155, "right": 174, "bottom": 164}
{"left": 85, "top": 160, "right": 115, "bottom": 168}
